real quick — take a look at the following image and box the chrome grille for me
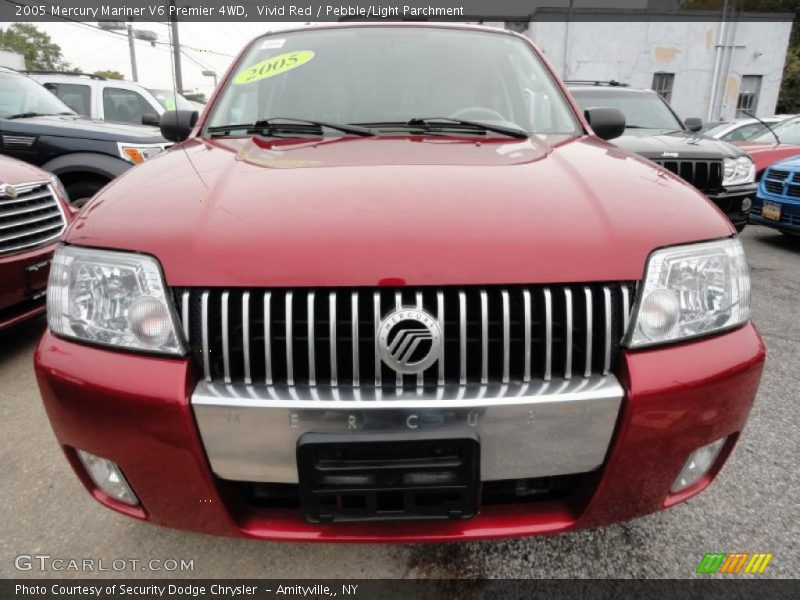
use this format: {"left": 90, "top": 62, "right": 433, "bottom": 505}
{"left": 176, "top": 284, "right": 635, "bottom": 390}
{"left": 0, "top": 181, "right": 66, "bottom": 256}
{"left": 653, "top": 159, "right": 723, "bottom": 193}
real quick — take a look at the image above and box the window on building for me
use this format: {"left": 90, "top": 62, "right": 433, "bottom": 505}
{"left": 102, "top": 87, "right": 153, "bottom": 125}
{"left": 43, "top": 82, "right": 90, "bottom": 116}
{"left": 651, "top": 72, "right": 675, "bottom": 103}
{"left": 736, "top": 75, "right": 762, "bottom": 118}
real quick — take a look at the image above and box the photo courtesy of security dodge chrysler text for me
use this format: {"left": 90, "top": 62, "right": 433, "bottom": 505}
{"left": 34, "top": 23, "right": 765, "bottom": 542}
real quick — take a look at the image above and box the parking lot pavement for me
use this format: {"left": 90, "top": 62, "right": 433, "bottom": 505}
{"left": 0, "top": 226, "right": 797, "bottom": 580}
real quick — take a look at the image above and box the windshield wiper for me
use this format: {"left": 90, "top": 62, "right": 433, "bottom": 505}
{"left": 207, "top": 117, "right": 375, "bottom": 138}
{"left": 408, "top": 117, "right": 528, "bottom": 139}
{"left": 4, "top": 112, "right": 59, "bottom": 119}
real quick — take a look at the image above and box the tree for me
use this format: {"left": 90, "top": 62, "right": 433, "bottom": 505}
{"left": 0, "top": 23, "right": 71, "bottom": 71}
{"left": 94, "top": 70, "right": 125, "bottom": 80}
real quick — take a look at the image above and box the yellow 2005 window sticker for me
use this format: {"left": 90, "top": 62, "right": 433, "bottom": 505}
{"left": 233, "top": 51, "right": 315, "bottom": 85}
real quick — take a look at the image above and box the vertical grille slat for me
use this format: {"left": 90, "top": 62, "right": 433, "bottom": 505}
{"left": 480, "top": 290, "right": 488, "bottom": 385}
{"left": 264, "top": 292, "right": 273, "bottom": 385}
{"left": 242, "top": 291, "right": 251, "bottom": 384}
{"left": 351, "top": 291, "right": 360, "bottom": 387}
{"left": 286, "top": 291, "right": 294, "bottom": 386}
{"left": 653, "top": 159, "right": 723, "bottom": 193}
{"left": 180, "top": 282, "right": 635, "bottom": 391}
{"left": 329, "top": 292, "right": 338, "bottom": 387}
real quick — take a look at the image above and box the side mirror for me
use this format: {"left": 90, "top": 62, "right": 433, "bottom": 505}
{"left": 159, "top": 110, "right": 199, "bottom": 142}
{"left": 141, "top": 113, "right": 161, "bottom": 127}
{"left": 584, "top": 107, "right": 626, "bottom": 141}
{"left": 685, "top": 117, "right": 703, "bottom": 132}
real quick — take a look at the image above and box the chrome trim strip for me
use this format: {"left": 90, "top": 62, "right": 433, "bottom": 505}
{"left": 584, "top": 287, "right": 593, "bottom": 379}
{"left": 544, "top": 287, "right": 553, "bottom": 381}
{"left": 0, "top": 190, "right": 52, "bottom": 206}
{"left": 437, "top": 291, "right": 445, "bottom": 386}
{"left": 285, "top": 291, "right": 294, "bottom": 386}
{"left": 501, "top": 289, "right": 510, "bottom": 383}
{"left": 0, "top": 208, "right": 61, "bottom": 230}
{"left": 307, "top": 291, "right": 316, "bottom": 386}
{"left": 351, "top": 291, "right": 359, "bottom": 387}
{"left": 329, "top": 292, "right": 337, "bottom": 387}
{"left": 373, "top": 291, "right": 381, "bottom": 387}
{"left": 221, "top": 291, "right": 231, "bottom": 383}
{"left": 242, "top": 292, "right": 251, "bottom": 384}
{"left": 621, "top": 285, "right": 631, "bottom": 334}
{"left": 191, "top": 375, "right": 623, "bottom": 484}
{"left": 181, "top": 291, "right": 190, "bottom": 343}
{"left": 480, "top": 290, "right": 488, "bottom": 385}
{"left": 201, "top": 291, "right": 210, "bottom": 382}
{"left": 459, "top": 290, "right": 467, "bottom": 385}
{"left": 263, "top": 292, "right": 273, "bottom": 385}
{"left": 564, "top": 288, "right": 573, "bottom": 380}
{"left": 603, "top": 286, "right": 612, "bottom": 376}
{"left": 522, "top": 289, "right": 531, "bottom": 383}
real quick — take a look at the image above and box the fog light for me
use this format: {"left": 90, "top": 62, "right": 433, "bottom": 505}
{"left": 741, "top": 197, "right": 753, "bottom": 213}
{"left": 76, "top": 450, "right": 139, "bottom": 506}
{"left": 670, "top": 438, "right": 726, "bottom": 493}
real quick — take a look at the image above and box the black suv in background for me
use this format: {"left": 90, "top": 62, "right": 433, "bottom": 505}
{"left": 568, "top": 81, "right": 757, "bottom": 231}
{"left": 0, "top": 67, "right": 169, "bottom": 206}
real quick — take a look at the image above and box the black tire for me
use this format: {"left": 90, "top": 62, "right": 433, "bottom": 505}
{"left": 64, "top": 177, "right": 107, "bottom": 208}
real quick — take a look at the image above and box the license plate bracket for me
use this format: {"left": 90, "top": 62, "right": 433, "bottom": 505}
{"left": 24, "top": 259, "right": 50, "bottom": 300}
{"left": 297, "top": 431, "right": 480, "bottom": 523}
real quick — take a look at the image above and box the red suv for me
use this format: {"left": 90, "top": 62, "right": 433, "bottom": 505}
{"left": 1, "top": 155, "right": 72, "bottom": 331}
{"left": 35, "top": 24, "right": 764, "bottom": 542}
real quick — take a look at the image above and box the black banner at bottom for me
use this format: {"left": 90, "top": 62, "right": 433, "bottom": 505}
{"left": 3, "top": 579, "right": 799, "bottom": 600}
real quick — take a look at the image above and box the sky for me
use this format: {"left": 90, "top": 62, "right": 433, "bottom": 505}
{"left": 0, "top": 21, "right": 309, "bottom": 98}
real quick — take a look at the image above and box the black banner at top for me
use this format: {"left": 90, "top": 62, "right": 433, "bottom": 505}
{"left": 0, "top": 0, "right": 796, "bottom": 23}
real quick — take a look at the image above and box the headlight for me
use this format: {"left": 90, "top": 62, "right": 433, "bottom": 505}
{"left": 722, "top": 156, "right": 755, "bottom": 186}
{"left": 117, "top": 143, "right": 168, "bottom": 165}
{"left": 47, "top": 245, "right": 184, "bottom": 355}
{"left": 49, "top": 174, "right": 70, "bottom": 204}
{"left": 626, "top": 238, "right": 750, "bottom": 348}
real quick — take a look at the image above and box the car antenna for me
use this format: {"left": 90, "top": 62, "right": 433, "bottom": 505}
{"left": 743, "top": 110, "right": 780, "bottom": 145}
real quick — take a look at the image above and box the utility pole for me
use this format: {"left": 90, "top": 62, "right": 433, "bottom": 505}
{"left": 169, "top": 0, "right": 183, "bottom": 92}
{"left": 126, "top": 22, "right": 138, "bottom": 82}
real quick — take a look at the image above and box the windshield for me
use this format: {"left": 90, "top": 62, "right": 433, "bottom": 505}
{"left": 750, "top": 118, "right": 800, "bottom": 145}
{"left": 570, "top": 89, "right": 683, "bottom": 130}
{"left": 0, "top": 71, "right": 75, "bottom": 118}
{"left": 148, "top": 89, "right": 197, "bottom": 112}
{"left": 207, "top": 27, "right": 578, "bottom": 135}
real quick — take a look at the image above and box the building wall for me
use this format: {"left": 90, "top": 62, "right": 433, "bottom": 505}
{"left": 524, "top": 20, "right": 792, "bottom": 120}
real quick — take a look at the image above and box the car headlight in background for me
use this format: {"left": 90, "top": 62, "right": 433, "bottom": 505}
{"left": 626, "top": 238, "right": 750, "bottom": 348}
{"left": 47, "top": 245, "right": 184, "bottom": 355}
{"left": 722, "top": 156, "right": 755, "bottom": 186}
{"left": 117, "top": 142, "right": 169, "bottom": 165}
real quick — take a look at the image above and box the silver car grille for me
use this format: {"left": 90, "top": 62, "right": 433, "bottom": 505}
{"left": 0, "top": 181, "right": 66, "bottom": 256}
{"left": 175, "top": 284, "right": 635, "bottom": 391}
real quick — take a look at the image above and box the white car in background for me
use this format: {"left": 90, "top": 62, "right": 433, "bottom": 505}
{"left": 702, "top": 116, "right": 792, "bottom": 142}
{"left": 27, "top": 71, "right": 196, "bottom": 126}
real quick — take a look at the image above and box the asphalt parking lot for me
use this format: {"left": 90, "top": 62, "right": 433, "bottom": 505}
{"left": 0, "top": 225, "right": 797, "bottom": 580}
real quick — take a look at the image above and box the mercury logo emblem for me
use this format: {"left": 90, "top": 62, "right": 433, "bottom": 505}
{"left": 377, "top": 307, "right": 442, "bottom": 375}
{"left": 0, "top": 184, "right": 17, "bottom": 199}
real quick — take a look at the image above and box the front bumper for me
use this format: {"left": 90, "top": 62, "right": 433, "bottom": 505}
{"left": 0, "top": 243, "right": 57, "bottom": 331}
{"left": 708, "top": 184, "right": 757, "bottom": 228}
{"left": 35, "top": 323, "right": 765, "bottom": 542}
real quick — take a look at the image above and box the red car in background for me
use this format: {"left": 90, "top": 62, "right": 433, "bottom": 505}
{"left": 0, "top": 155, "right": 73, "bottom": 331}
{"left": 735, "top": 116, "right": 800, "bottom": 176}
{"left": 34, "top": 24, "right": 764, "bottom": 542}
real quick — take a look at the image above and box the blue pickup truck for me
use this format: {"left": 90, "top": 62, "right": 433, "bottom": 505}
{"left": 751, "top": 155, "right": 800, "bottom": 236}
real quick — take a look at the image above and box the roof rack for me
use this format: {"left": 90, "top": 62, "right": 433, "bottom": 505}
{"left": 21, "top": 70, "right": 107, "bottom": 80}
{"left": 564, "top": 80, "right": 629, "bottom": 87}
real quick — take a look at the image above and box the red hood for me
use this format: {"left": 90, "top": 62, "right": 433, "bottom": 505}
{"left": 0, "top": 154, "right": 52, "bottom": 184}
{"left": 66, "top": 134, "right": 733, "bottom": 287}
{"left": 734, "top": 141, "right": 800, "bottom": 173}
